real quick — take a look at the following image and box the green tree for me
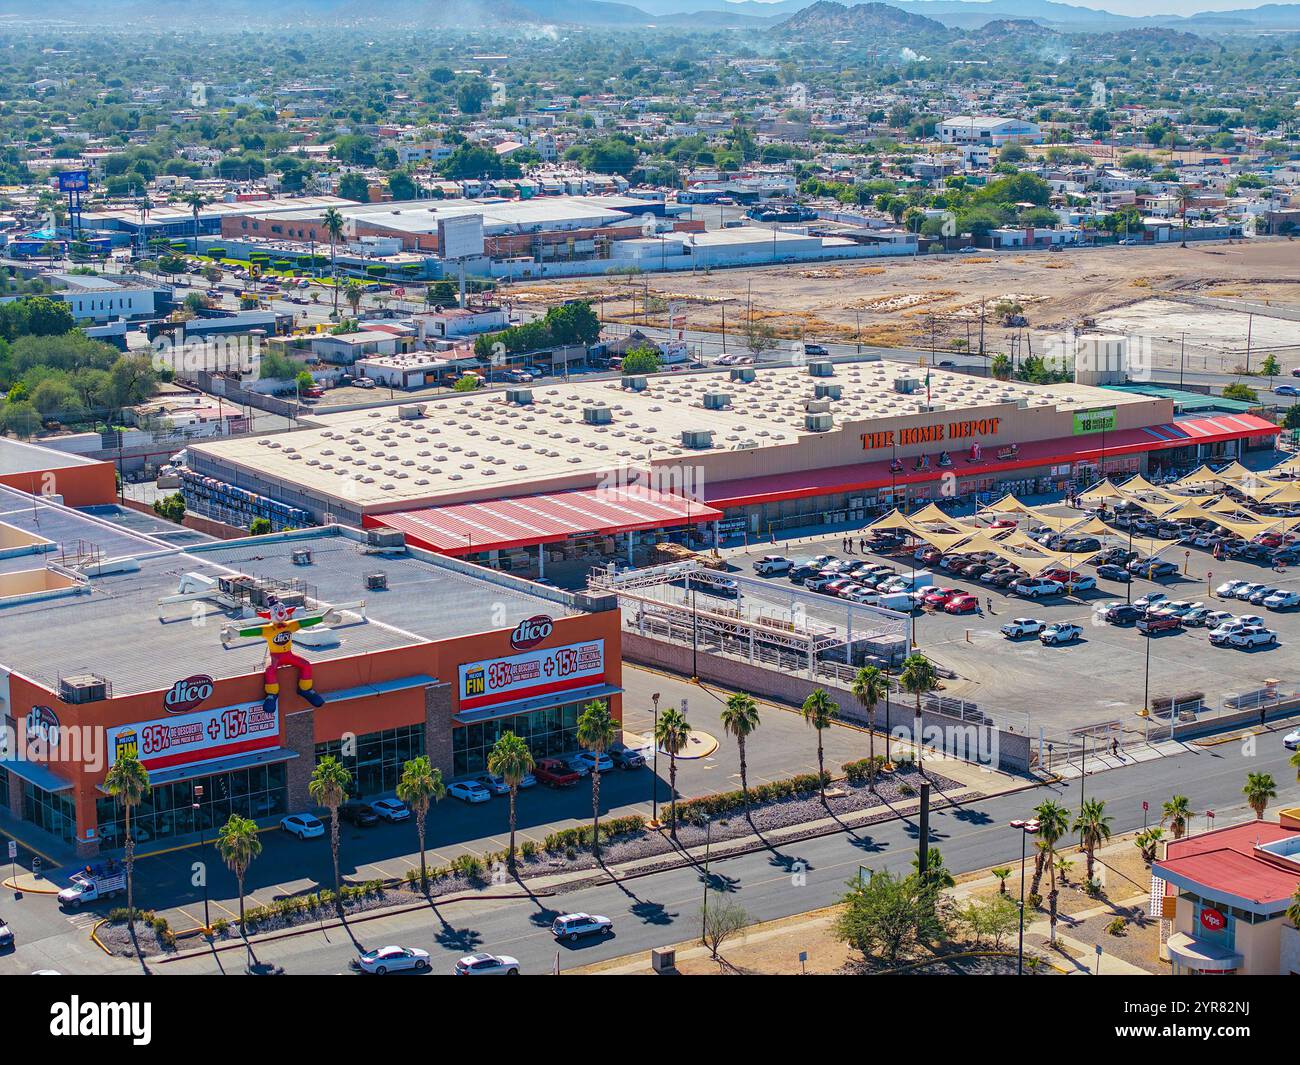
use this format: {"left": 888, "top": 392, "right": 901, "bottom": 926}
{"left": 654, "top": 706, "right": 692, "bottom": 839}
{"left": 800, "top": 688, "right": 837, "bottom": 804}
{"left": 834, "top": 869, "right": 944, "bottom": 965}
{"left": 339, "top": 173, "right": 370, "bottom": 203}
{"left": 322, "top": 207, "right": 345, "bottom": 316}
{"left": 851, "top": 665, "right": 887, "bottom": 770}
{"left": 248, "top": 517, "right": 272, "bottom": 536}
{"left": 396, "top": 755, "right": 446, "bottom": 893}
{"left": 576, "top": 700, "right": 616, "bottom": 856}
{"left": 104, "top": 753, "right": 150, "bottom": 945}
{"left": 487, "top": 734, "right": 533, "bottom": 869}
{"left": 1244, "top": 772, "right": 1277, "bottom": 819}
{"left": 899, "top": 654, "right": 938, "bottom": 771}
{"left": 308, "top": 755, "right": 352, "bottom": 909}
{"left": 1260, "top": 354, "right": 1281, "bottom": 381}
{"left": 1162, "top": 794, "right": 1194, "bottom": 839}
{"left": 1029, "top": 799, "right": 1070, "bottom": 898}
{"left": 453, "top": 374, "right": 479, "bottom": 392}
{"left": 620, "top": 346, "right": 661, "bottom": 375}
{"left": 719, "top": 692, "right": 760, "bottom": 805}
{"left": 152, "top": 492, "right": 186, "bottom": 524}
{"left": 215, "top": 814, "right": 262, "bottom": 964}
{"left": 1072, "top": 798, "right": 1113, "bottom": 883}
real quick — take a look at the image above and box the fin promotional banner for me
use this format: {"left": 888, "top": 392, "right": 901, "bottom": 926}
{"left": 458, "top": 639, "right": 605, "bottom": 711}
{"left": 106, "top": 700, "right": 280, "bottom": 771}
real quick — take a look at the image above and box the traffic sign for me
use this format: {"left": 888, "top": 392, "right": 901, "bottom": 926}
{"left": 6, "top": 841, "right": 15, "bottom": 860}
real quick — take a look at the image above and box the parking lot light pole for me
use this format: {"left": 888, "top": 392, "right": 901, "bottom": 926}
{"left": 699, "top": 815, "right": 713, "bottom": 945}
{"left": 1010, "top": 818, "right": 1040, "bottom": 975}
{"left": 651, "top": 692, "right": 661, "bottom": 826}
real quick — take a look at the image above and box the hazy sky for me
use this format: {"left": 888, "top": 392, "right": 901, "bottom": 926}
{"left": 738, "top": 0, "right": 1276, "bottom": 17}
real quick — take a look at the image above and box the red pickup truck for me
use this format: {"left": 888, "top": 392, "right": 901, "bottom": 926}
{"left": 1137, "top": 614, "right": 1182, "bottom": 635}
{"left": 534, "top": 758, "right": 580, "bottom": 788}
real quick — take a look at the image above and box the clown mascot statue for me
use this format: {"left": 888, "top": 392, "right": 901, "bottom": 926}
{"left": 237, "top": 597, "right": 328, "bottom": 714}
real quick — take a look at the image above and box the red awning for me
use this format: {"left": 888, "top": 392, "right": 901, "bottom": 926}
{"left": 368, "top": 485, "right": 722, "bottom": 555}
{"left": 702, "top": 414, "right": 1280, "bottom": 510}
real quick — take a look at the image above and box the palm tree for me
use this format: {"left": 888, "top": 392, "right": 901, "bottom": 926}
{"left": 719, "top": 692, "right": 760, "bottom": 805}
{"left": 1292, "top": 748, "right": 1300, "bottom": 783}
{"left": 851, "top": 665, "right": 887, "bottom": 771}
{"left": 1035, "top": 802, "right": 1071, "bottom": 944}
{"left": 576, "top": 701, "right": 617, "bottom": 856}
{"left": 309, "top": 755, "right": 352, "bottom": 908}
{"left": 397, "top": 756, "right": 445, "bottom": 892}
{"left": 992, "top": 867, "right": 1012, "bottom": 895}
{"left": 800, "top": 688, "right": 838, "bottom": 804}
{"left": 1175, "top": 184, "right": 1194, "bottom": 247}
{"left": 1244, "top": 772, "right": 1277, "bottom": 819}
{"left": 487, "top": 734, "right": 533, "bottom": 869}
{"left": 215, "top": 814, "right": 262, "bottom": 968}
{"left": 343, "top": 280, "right": 364, "bottom": 319}
{"left": 104, "top": 754, "right": 150, "bottom": 944}
{"left": 1162, "top": 794, "right": 1195, "bottom": 839}
{"left": 899, "top": 653, "right": 938, "bottom": 772}
{"left": 654, "top": 707, "right": 692, "bottom": 840}
{"left": 183, "top": 191, "right": 207, "bottom": 253}
{"left": 1029, "top": 799, "right": 1070, "bottom": 898}
{"left": 322, "top": 207, "right": 344, "bottom": 315}
{"left": 1072, "top": 798, "right": 1113, "bottom": 883}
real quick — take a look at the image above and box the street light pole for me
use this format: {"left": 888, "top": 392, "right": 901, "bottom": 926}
{"left": 193, "top": 784, "right": 210, "bottom": 935}
{"left": 1010, "top": 818, "right": 1040, "bottom": 975}
{"left": 651, "top": 692, "right": 661, "bottom": 825}
{"left": 700, "top": 816, "right": 713, "bottom": 945}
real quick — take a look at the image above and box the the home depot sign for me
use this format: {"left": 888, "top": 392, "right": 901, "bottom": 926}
{"left": 861, "top": 417, "right": 1002, "bottom": 452}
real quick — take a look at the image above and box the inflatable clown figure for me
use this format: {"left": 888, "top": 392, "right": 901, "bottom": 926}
{"left": 236, "top": 597, "right": 328, "bottom": 713}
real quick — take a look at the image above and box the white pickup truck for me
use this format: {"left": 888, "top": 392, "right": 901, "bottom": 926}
{"left": 58, "top": 868, "right": 127, "bottom": 908}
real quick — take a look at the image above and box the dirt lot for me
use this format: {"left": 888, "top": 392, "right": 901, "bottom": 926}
{"left": 510, "top": 239, "right": 1300, "bottom": 365}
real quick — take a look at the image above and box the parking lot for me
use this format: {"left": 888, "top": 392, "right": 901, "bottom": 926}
{"left": 717, "top": 511, "right": 1299, "bottom": 739}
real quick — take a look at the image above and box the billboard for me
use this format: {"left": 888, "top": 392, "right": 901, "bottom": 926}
{"left": 458, "top": 639, "right": 605, "bottom": 712}
{"left": 106, "top": 700, "right": 280, "bottom": 772}
{"left": 1073, "top": 408, "right": 1117, "bottom": 435}
{"left": 439, "top": 214, "right": 485, "bottom": 260}
{"left": 56, "top": 169, "right": 90, "bottom": 192}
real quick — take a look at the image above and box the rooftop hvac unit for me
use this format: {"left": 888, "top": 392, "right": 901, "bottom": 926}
{"left": 805, "top": 412, "right": 833, "bottom": 432}
{"left": 813, "top": 383, "right": 842, "bottom": 400}
{"left": 681, "top": 428, "right": 714, "bottom": 449}
{"left": 505, "top": 387, "right": 533, "bottom": 405}
{"left": 397, "top": 405, "right": 425, "bottom": 420}
{"left": 729, "top": 367, "right": 757, "bottom": 383}
{"left": 366, "top": 572, "right": 388, "bottom": 591}
{"left": 291, "top": 549, "right": 313, "bottom": 566}
{"left": 622, "top": 375, "right": 648, "bottom": 392}
{"left": 805, "top": 397, "right": 832, "bottom": 414}
{"left": 583, "top": 404, "right": 613, "bottom": 425}
{"left": 807, "top": 360, "right": 834, "bottom": 377}
{"left": 59, "top": 673, "right": 109, "bottom": 705}
{"left": 893, "top": 377, "right": 919, "bottom": 394}
{"left": 703, "top": 391, "right": 731, "bottom": 410}
{"left": 365, "top": 528, "right": 406, "bottom": 550}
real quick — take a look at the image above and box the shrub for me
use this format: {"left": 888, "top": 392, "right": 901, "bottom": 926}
{"left": 1106, "top": 916, "right": 1128, "bottom": 936}
{"left": 842, "top": 755, "right": 887, "bottom": 785}
{"left": 521, "top": 840, "right": 538, "bottom": 860}
{"left": 662, "top": 773, "right": 829, "bottom": 826}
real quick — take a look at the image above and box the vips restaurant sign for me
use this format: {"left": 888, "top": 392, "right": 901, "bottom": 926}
{"left": 861, "top": 417, "right": 1001, "bottom": 452}
{"left": 106, "top": 700, "right": 280, "bottom": 771}
{"left": 459, "top": 639, "right": 605, "bottom": 712}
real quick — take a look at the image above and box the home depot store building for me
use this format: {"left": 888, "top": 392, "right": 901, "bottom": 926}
{"left": 0, "top": 513, "right": 621, "bottom": 859}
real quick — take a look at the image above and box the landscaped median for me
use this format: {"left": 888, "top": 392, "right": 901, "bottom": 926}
{"left": 93, "top": 759, "right": 971, "bottom": 961}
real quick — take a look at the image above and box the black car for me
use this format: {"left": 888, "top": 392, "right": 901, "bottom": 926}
{"left": 337, "top": 801, "right": 379, "bottom": 827}
{"left": 1063, "top": 536, "right": 1101, "bottom": 553}
{"left": 1096, "top": 564, "right": 1131, "bottom": 582}
{"left": 1104, "top": 604, "right": 1141, "bottom": 625}
{"left": 1274, "top": 547, "right": 1300, "bottom": 566}
{"left": 802, "top": 343, "right": 829, "bottom": 357}
{"left": 1232, "top": 542, "right": 1271, "bottom": 562}
{"left": 608, "top": 743, "right": 646, "bottom": 769}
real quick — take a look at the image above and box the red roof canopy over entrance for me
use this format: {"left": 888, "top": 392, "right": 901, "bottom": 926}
{"left": 367, "top": 484, "right": 721, "bottom": 555}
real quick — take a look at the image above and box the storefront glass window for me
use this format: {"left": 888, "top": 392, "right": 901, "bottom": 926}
{"left": 452, "top": 700, "right": 585, "bottom": 776}
{"left": 315, "top": 724, "right": 426, "bottom": 798}
{"left": 22, "top": 782, "right": 76, "bottom": 844}
{"left": 0, "top": 765, "right": 9, "bottom": 810}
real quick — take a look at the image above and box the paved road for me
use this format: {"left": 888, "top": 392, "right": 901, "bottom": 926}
{"left": 145, "top": 730, "right": 1298, "bottom": 975}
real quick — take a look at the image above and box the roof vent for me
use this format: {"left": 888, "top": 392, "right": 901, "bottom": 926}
{"left": 59, "top": 673, "right": 110, "bottom": 705}
{"left": 505, "top": 387, "right": 533, "bottom": 405}
{"left": 681, "top": 428, "right": 714, "bottom": 449}
{"left": 894, "top": 376, "right": 919, "bottom": 394}
{"left": 397, "top": 405, "right": 425, "bottom": 420}
{"left": 365, "top": 528, "right": 406, "bottom": 550}
{"left": 813, "top": 382, "right": 842, "bottom": 400}
{"left": 730, "top": 367, "right": 757, "bottom": 383}
{"left": 622, "top": 375, "right": 648, "bottom": 392}
{"left": 805, "top": 412, "right": 833, "bottom": 432}
{"left": 805, "top": 397, "right": 831, "bottom": 414}
{"left": 807, "top": 360, "right": 834, "bottom": 377}
{"left": 366, "top": 572, "right": 388, "bottom": 591}
{"left": 583, "top": 404, "right": 613, "bottom": 425}
{"left": 703, "top": 391, "right": 731, "bottom": 410}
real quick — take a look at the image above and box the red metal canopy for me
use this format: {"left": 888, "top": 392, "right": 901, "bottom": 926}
{"left": 368, "top": 484, "right": 721, "bottom": 555}
{"left": 702, "top": 414, "right": 1279, "bottom": 510}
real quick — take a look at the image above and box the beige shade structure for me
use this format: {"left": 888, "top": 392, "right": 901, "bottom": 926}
{"left": 979, "top": 493, "right": 1041, "bottom": 515}
{"left": 1023, "top": 511, "right": 1095, "bottom": 533}
{"left": 1116, "top": 473, "right": 1171, "bottom": 497}
{"left": 909, "top": 526, "right": 982, "bottom": 553}
{"left": 866, "top": 509, "right": 922, "bottom": 533}
{"left": 1258, "top": 482, "right": 1300, "bottom": 504}
{"left": 1077, "top": 479, "right": 1126, "bottom": 504}
{"left": 1206, "top": 461, "right": 1256, "bottom": 484}
{"left": 909, "top": 502, "right": 961, "bottom": 526}
{"left": 1177, "top": 465, "right": 1225, "bottom": 487}
{"left": 1266, "top": 456, "right": 1300, "bottom": 478}
{"left": 1212, "top": 516, "right": 1283, "bottom": 540}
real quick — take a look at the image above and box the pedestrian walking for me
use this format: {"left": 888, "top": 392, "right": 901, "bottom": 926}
{"left": 1110, "top": 737, "right": 1119, "bottom": 759}
{"left": 986, "top": 597, "right": 994, "bottom": 614}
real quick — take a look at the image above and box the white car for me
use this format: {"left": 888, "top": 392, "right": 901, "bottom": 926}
{"left": 1001, "top": 617, "right": 1045, "bottom": 639}
{"left": 841, "top": 586, "right": 880, "bottom": 604}
{"left": 753, "top": 555, "right": 793, "bottom": 575}
{"left": 1133, "top": 591, "right": 1168, "bottom": 611}
{"left": 1209, "top": 622, "right": 1248, "bottom": 645}
{"left": 1012, "top": 578, "right": 1063, "bottom": 599}
{"left": 356, "top": 945, "right": 431, "bottom": 974}
{"left": 1284, "top": 729, "right": 1300, "bottom": 751}
{"left": 475, "top": 771, "right": 536, "bottom": 794}
{"left": 1228, "top": 625, "right": 1278, "bottom": 649}
{"left": 1215, "top": 579, "right": 1250, "bottom": 598}
{"left": 1237, "top": 614, "right": 1266, "bottom": 628}
{"left": 1061, "top": 575, "right": 1096, "bottom": 593}
{"left": 1039, "top": 622, "right": 1083, "bottom": 645}
{"left": 569, "top": 751, "right": 615, "bottom": 774}
{"left": 370, "top": 799, "right": 411, "bottom": 823}
{"left": 1264, "top": 590, "right": 1300, "bottom": 610}
{"left": 1234, "top": 583, "right": 1267, "bottom": 601}
{"left": 448, "top": 781, "right": 492, "bottom": 803}
{"left": 552, "top": 912, "right": 615, "bottom": 941}
{"left": 281, "top": 814, "right": 325, "bottom": 839}
{"left": 1199, "top": 610, "right": 1234, "bottom": 629}
{"left": 454, "top": 952, "right": 521, "bottom": 975}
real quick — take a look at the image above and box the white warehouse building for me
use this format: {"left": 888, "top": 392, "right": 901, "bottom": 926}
{"left": 938, "top": 116, "right": 1043, "bottom": 147}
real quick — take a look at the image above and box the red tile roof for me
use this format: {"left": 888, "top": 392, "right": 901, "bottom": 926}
{"left": 1157, "top": 820, "right": 1300, "bottom": 909}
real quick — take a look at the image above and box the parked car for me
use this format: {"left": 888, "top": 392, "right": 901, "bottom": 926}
{"left": 356, "top": 945, "right": 431, "bottom": 975}
{"left": 1209, "top": 622, "right": 1248, "bottom": 646}
{"left": 1061, "top": 574, "right": 1097, "bottom": 593}
{"left": 804, "top": 574, "right": 839, "bottom": 594}
{"left": 337, "top": 801, "right": 379, "bottom": 827}
{"left": 552, "top": 913, "right": 614, "bottom": 942}
{"left": 1227, "top": 625, "right": 1278, "bottom": 648}
{"left": 1264, "top": 590, "right": 1300, "bottom": 610}
{"left": 0, "top": 917, "right": 13, "bottom": 950}
{"left": 1181, "top": 606, "right": 1217, "bottom": 627}
{"left": 1096, "top": 564, "right": 1131, "bottom": 582}
{"left": 1039, "top": 622, "right": 1083, "bottom": 645}
{"left": 1001, "top": 617, "right": 1045, "bottom": 639}
{"left": 753, "top": 555, "right": 793, "bottom": 575}
{"left": 1104, "top": 603, "right": 1142, "bottom": 626}
{"left": 475, "top": 771, "right": 536, "bottom": 794}
{"left": 1133, "top": 591, "right": 1168, "bottom": 611}
{"left": 281, "top": 814, "right": 325, "bottom": 839}
{"left": 448, "top": 780, "right": 492, "bottom": 803}
{"left": 923, "top": 587, "right": 962, "bottom": 607}
{"left": 608, "top": 743, "right": 646, "bottom": 769}
{"left": 944, "top": 594, "right": 980, "bottom": 614}
{"left": 534, "top": 758, "right": 580, "bottom": 787}
{"left": 1248, "top": 586, "right": 1284, "bottom": 605}
{"left": 370, "top": 798, "right": 410, "bottom": 823}
{"left": 1012, "top": 577, "right": 1063, "bottom": 599}
{"left": 1199, "top": 610, "right": 1235, "bottom": 629}
{"left": 1284, "top": 728, "right": 1300, "bottom": 751}
{"left": 687, "top": 571, "right": 739, "bottom": 597}
{"left": 1129, "top": 558, "right": 1178, "bottom": 578}
{"left": 569, "top": 751, "right": 615, "bottom": 774}
{"left": 1137, "top": 613, "right": 1182, "bottom": 634}
{"left": 1215, "top": 579, "right": 1251, "bottom": 598}
{"left": 454, "top": 952, "right": 520, "bottom": 975}
{"left": 1234, "top": 583, "right": 1268, "bottom": 602}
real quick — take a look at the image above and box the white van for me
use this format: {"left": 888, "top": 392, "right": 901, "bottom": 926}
{"left": 880, "top": 569, "right": 935, "bottom": 594}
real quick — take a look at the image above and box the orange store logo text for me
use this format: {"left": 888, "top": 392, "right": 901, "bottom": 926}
{"left": 861, "top": 417, "right": 1001, "bottom": 451}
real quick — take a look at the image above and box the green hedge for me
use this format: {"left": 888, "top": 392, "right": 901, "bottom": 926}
{"left": 664, "top": 772, "right": 830, "bottom": 826}
{"left": 543, "top": 815, "right": 645, "bottom": 852}
{"left": 842, "top": 755, "right": 888, "bottom": 785}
